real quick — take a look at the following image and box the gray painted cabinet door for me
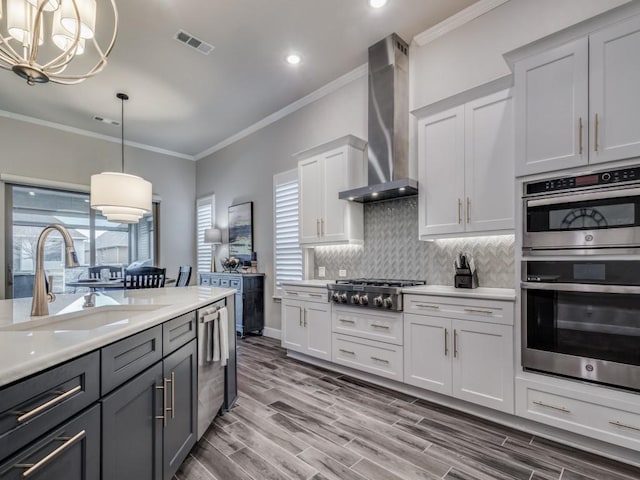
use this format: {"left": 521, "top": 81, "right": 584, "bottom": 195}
{"left": 163, "top": 339, "right": 197, "bottom": 480}
{"left": 0, "top": 404, "right": 100, "bottom": 480}
{"left": 102, "top": 362, "right": 163, "bottom": 480}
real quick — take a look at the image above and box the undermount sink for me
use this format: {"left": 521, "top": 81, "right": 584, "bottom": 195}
{"left": 1, "top": 304, "right": 168, "bottom": 332}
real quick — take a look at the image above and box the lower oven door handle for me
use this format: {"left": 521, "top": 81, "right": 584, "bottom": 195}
{"left": 521, "top": 282, "right": 640, "bottom": 295}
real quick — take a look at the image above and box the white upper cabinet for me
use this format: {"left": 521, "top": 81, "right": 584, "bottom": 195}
{"left": 515, "top": 38, "right": 589, "bottom": 176}
{"left": 515, "top": 15, "right": 640, "bottom": 176}
{"left": 418, "top": 90, "right": 514, "bottom": 240}
{"left": 465, "top": 90, "right": 515, "bottom": 233}
{"left": 418, "top": 106, "right": 466, "bottom": 237}
{"left": 296, "top": 136, "right": 366, "bottom": 246}
{"left": 589, "top": 15, "right": 640, "bottom": 165}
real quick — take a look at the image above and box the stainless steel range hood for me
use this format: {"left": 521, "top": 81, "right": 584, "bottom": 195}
{"left": 340, "top": 34, "right": 417, "bottom": 203}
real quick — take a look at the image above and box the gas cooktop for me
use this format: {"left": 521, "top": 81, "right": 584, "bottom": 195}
{"left": 327, "top": 278, "right": 425, "bottom": 311}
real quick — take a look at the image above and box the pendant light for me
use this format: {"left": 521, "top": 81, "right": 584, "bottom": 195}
{"left": 0, "top": 0, "right": 117, "bottom": 85}
{"left": 90, "top": 93, "right": 152, "bottom": 224}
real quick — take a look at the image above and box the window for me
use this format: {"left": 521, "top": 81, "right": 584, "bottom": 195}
{"left": 5, "top": 184, "right": 158, "bottom": 298}
{"left": 274, "top": 169, "right": 303, "bottom": 296}
{"left": 197, "top": 195, "right": 215, "bottom": 274}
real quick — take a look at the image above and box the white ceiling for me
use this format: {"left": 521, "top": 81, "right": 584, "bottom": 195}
{"left": 0, "top": 0, "right": 477, "bottom": 159}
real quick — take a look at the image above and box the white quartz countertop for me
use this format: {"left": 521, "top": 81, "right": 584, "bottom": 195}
{"left": 0, "top": 286, "right": 235, "bottom": 388}
{"left": 281, "top": 280, "right": 331, "bottom": 288}
{"left": 402, "top": 285, "right": 516, "bottom": 301}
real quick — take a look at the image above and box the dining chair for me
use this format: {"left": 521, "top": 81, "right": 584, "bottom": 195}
{"left": 124, "top": 267, "right": 166, "bottom": 289}
{"left": 175, "top": 265, "right": 192, "bottom": 287}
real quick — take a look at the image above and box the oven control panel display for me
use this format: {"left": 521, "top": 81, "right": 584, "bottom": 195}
{"left": 525, "top": 166, "right": 640, "bottom": 195}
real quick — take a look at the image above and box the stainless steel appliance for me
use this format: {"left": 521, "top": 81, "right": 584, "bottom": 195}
{"left": 327, "top": 278, "right": 426, "bottom": 311}
{"left": 522, "top": 260, "right": 640, "bottom": 391}
{"left": 523, "top": 165, "right": 640, "bottom": 254}
{"left": 339, "top": 34, "right": 418, "bottom": 203}
{"left": 196, "top": 297, "right": 236, "bottom": 439}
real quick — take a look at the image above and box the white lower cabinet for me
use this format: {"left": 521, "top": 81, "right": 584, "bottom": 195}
{"left": 517, "top": 376, "right": 640, "bottom": 451}
{"left": 404, "top": 296, "right": 515, "bottom": 414}
{"left": 281, "top": 287, "right": 331, "bottom": 361}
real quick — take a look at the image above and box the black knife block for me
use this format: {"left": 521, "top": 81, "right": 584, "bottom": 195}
{"left": 454, "top": 268, "right": 478, "bottom": 289}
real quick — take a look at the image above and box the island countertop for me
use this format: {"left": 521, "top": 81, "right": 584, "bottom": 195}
{"left": 0, "top": 286, "right": 235, "bottom": 388}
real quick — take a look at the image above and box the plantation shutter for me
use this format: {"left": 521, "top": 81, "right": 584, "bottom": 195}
{"left": 274, "top": 170, "right": 303, "bottom": 296}
{"left": 197, "top": 195, "right": 214, "bottom": 273}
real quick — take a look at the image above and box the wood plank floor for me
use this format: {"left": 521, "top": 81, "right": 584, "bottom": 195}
{"left": 176, "top": 336, "right": 640, "bottom": 480}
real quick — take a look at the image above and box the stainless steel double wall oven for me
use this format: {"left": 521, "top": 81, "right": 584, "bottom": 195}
{"left": 522, "top": 165, "right": 640, "bottom": 391}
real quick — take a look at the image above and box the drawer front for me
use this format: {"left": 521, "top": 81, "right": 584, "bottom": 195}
{"left": 332, "top": 334, "right": 403, "bottom": 382}
{"left": 220, "top": 278, "right": 230, "bottom": 288}
{"left": 163, "top": 311, "right": 197, "bottom": 355}
{"left": 404, "top": 295, "right": 514, "bottom": 326}
{"left": 230, "top": 279, "right": 242, "bottom": 292}
{"left": 0, "top": 403, "right": 100, "bottom": 480}
{"left": 0, "top": 352, "right": 100, "bottom": 460}
{"left": 199, "top": 275, "right": 211, "bottom": 286}
{"left": 517, "top": 379, "right": 640, "bottom": 450}
{"left": 101, "top": 326, "right": 163, "bottom": 395}
{"left": 282, "top": 287, "right": 327, "bottom": 303}
{"left": 332, "top": 308, "right": 403, "bottom": 346}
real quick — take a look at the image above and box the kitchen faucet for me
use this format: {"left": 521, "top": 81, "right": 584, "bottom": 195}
{"left": 31, "top": 224, "right": 80, "bottom": 316}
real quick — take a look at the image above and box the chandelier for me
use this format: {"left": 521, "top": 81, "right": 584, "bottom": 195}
{"left": 0, "top": 0, "right": 118, "bottom": 85}
{"left": 91, "top": 93, "right": 152, "bottom": 224}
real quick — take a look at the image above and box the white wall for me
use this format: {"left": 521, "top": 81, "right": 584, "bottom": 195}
{"left": 411, "top": 0, "right": 630, "bottom": 109}
{"left": 196, "top": 75, "right": 367, "bottom": 332}
{"left": 0, "top": 116, "right": 196, "bottom": 297}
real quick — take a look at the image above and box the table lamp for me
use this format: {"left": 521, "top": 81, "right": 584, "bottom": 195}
{"left": 204, "top": 228, "right": 222, "bottom": 272}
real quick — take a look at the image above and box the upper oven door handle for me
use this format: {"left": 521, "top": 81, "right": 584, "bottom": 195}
{"left": 526, "top": 186, "right": 640, "bottom": 208}
{"left": 521, "top": 282, "right": 640, "bottom": 294}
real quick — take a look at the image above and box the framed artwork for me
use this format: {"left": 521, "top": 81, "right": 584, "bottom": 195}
{"left": 228, "top": 202, "right": 253, "bottom": 263}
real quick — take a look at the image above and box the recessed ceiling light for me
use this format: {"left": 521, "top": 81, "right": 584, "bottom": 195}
{"left": 369, "top": 0, "right": 388, "bottom": 8}
{"left": 286, "top": 53, "right": 302, "bottom": 65}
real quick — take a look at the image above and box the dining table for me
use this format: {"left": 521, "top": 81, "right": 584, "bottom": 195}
{"left": 67, "top": 278, "right": 176, "bottom": 291}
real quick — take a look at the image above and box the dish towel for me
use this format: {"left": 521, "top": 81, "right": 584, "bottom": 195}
{"left": 201, "top": 309, "right": 217, "bottom": 363}
{"left": 214, "top": 306, "right": 229, "bottom": 367}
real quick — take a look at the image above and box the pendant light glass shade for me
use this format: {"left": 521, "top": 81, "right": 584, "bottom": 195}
{"left": 7, "top": 0, "right": 44, "bottom": 45}
{"left": 90, "top": 93, "right": 153, "bottom": 224}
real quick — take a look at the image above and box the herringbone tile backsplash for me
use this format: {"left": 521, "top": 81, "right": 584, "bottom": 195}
{"left": 313, "top": 197, "right": 515, "bottom": 288}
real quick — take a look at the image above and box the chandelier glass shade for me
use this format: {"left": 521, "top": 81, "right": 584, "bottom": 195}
{"left": 0, "top": 0, "right": 117, "bottom": 85}
{"left": 91, "top": 93, "right": 152, "bottom": 224}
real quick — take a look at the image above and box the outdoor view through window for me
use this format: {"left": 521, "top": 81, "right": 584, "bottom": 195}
{"left": 7, "top": 185, "right": 156, "bottom": 298}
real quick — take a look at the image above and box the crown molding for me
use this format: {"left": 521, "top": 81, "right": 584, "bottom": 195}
{"left": 195, "top": 63, "right": 368, "bottom": 160}
{"left": 413, "top": 0, "right": 510, "bottom": 47}
{"left": 0, "top": 109, "right": 196, "bottom": 161}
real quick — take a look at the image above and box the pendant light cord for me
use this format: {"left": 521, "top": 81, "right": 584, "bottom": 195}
{"left": 116, "top": 92, "right": 129, "bottom": 174}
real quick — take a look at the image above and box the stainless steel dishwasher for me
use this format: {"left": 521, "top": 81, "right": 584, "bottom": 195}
{"left": 196, "top": 296, "right": 236, "bottom": 439}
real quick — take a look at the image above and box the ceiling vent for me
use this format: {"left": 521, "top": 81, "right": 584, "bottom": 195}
{"left": 93, "top": 115, "right": 120, "bottom": 126}
{"left": 174, "top": 30, "right": 214, "bottom": 55}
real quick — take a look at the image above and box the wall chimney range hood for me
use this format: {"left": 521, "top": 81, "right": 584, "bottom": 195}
{"left": 340, "top": 34, "right": 417, "bottom": 203}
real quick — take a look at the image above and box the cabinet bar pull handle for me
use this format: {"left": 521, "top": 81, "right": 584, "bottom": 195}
{"left": 309, "top": 293, "right": 323, "bottom": 298}
{"left": 317, "top": 219, "right": 320, "bottom": 237}
{"left": 444, "top": 328, "right": 449, "bottom": 356}
{"left": 609, "top": 420, "right": 640, "bottom": 432}
{"left": 303, "top": 308, "right": 307, "bottom": 327}
{"left": 533, "top": 400, "right": 570, "bottom": 413}
{"left": 286, "top": 291, "right": 299, "bottom": 295}
{"left": 578, "top": 117, "right": 583, "bottom": 155}
{"left": 458, "top": 199, "right": 462, "bottom": 224}
{"left": 416, "top": 303, "right": 440, "bottom": 309}
{"left": 339, "top": 349, "right": 355, "bottom": 355}
{"left": 339, "top": 318, "right": 355, "bottom": 324}
{"left": 464, "top": 308, "right": 493, "bottom": 315}
{"left": 453, "top": 329, "right": 458, "bottom": 358}
{"left": 321, "top": 218, "right": 324, "bottom": 236}
{"left": 16, "top": 430, "right": 86, "bottom": 477}
{"left": 466, "top": 197, "right": 471, "bottom": 224}
{"left": 17, "top": 385, "right": 82, "bottom": 423}
{"left": 155, "top": 379, "right": 168, "bottom": 427}
{"left": 170, "top": 371, "right": 176, "bottom": 419}
{"left": 371, "top": 324, "right": 390, "bottom": 330}
{"left": 594, "top": 113, "right": 599, "bottom": 152}
{"left": 371, "top": 356, "right": 389, "bottom": 364}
